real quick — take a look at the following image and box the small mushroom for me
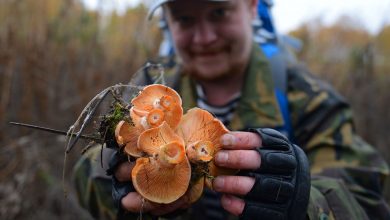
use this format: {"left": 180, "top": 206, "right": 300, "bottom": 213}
{"left": 130, "top": 84, "right": 183, "bottom": 129}
{"left": 177, "top": 108, "right": 237, "bottom": 189}
{"left": 186, "top": 140, "right": 214, "bottom": 163}
{"left": 132, "top": 122, "right": 191, "bottom": 204}
{"left": 114, "top": 120, "right": 143, "bottom": 157}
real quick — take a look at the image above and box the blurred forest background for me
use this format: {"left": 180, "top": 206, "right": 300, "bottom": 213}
{"left": 0, "top": 0, "right": 389, "bottom": 219}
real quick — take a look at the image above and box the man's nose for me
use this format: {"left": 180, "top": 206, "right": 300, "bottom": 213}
{"left": 192, "top": 21, "right": 217, "bottom": 45}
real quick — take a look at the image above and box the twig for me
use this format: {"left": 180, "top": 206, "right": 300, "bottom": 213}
{"left": 9, "top": 122, "right": 102, "bottom": 142}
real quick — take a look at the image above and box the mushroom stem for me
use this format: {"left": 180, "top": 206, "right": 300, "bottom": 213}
{"left": 158, "top": 141, "right": 186, "bottom": 168}
{"left": 160, "top": 95, "right": 174, "bottom": 110}
{"left": 153, "top": 95, "right": 174, "bottom": 111}
{"left": 186, "top": 140, "right": 214, "bottom": 163}
{"left": 139, "top": 109, "right": 165, "bottom": 129}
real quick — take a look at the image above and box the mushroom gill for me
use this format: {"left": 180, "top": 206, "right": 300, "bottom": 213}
{"left": 131, "top": 138, "right": 191, "bottom": 204}
{"left": 177, "top": 108, "right": 237, "bottom": 189}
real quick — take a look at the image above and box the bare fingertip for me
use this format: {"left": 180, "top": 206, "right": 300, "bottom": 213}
{"left": 221, "top": 133, "right": 236, "bottom": 146}
{"left": 221, "top": 194, "right": 245, "bottom": 216}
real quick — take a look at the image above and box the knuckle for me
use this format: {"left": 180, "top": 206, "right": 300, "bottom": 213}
{"left": 230, "top": 177, "right": 241, "bottom": 191}
{"left": 228, "top": 150, "right": 245, "bottom": 166}
{"left": 238, "top": 150, "right": 248, "bottom": 164}
{"left": 229, "top": 150, "right": 260, "bottom": 169}
{"left": 237, "top": 133, "right": 251, "bottom": 146}
{"left": 225, "top": 176, "right": 253, "bottom": 195}
{"left": 235, "top": 132, "right": 260, "bottom": 148}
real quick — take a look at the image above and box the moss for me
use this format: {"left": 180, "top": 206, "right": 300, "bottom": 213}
{"left": 98, "top": 101, "right": 131, "bottom": 149}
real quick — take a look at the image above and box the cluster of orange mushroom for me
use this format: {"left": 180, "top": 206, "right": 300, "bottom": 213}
{"left": 114, "top": 84, "right": 234, "bottom": 204}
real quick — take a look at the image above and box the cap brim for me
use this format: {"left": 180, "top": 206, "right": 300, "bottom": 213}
{"left": 147, "top": 0, "right": 228, "bottom": 20}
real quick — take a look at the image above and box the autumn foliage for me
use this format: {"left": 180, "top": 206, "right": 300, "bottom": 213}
{"left": 1, "top": 1, "right": 390, "bottom": 219}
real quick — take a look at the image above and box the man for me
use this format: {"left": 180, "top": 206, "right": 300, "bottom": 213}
{"left": 73, "top": 0, "right": 390, "bottom": 219}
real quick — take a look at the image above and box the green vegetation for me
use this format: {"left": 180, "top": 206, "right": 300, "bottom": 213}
{"left": 99, "top": 99, "right": 132, "bottom": 150}
{"left": 290, "top": 16, "right": 390, "bottom": 166}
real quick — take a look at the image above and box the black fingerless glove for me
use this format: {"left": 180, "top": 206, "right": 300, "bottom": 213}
{"left": 106, "top": 151, "right": 138, "bottom": 219}
{"left": 240, "top": 128, "right": 310, "bottom": 220}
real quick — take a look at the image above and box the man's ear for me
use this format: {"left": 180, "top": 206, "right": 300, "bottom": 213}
{"left": 248, "top": 0, "right": 259, "bottom": 19}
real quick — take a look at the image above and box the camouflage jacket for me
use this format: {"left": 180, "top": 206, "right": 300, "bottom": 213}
{"left": 73, "top": 46, "right": 390, "bottom": 220}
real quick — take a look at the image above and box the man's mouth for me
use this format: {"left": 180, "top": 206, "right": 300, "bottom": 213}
{"left": 191, "top": 45, "right": 225, "bottom": 55}
{"left": 196, "top": 52, "right": 218, "bottom": 56}
{"left": 192, "top": 49, "right": 224, "bottom": 58}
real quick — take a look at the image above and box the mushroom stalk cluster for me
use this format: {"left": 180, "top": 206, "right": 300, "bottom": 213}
{"left": 114, "top": 84, "right": 235, "bottom": 204}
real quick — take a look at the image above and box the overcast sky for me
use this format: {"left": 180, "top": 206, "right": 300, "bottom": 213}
{"left": 82, "top": 0, "right": 390, "bottom": 34}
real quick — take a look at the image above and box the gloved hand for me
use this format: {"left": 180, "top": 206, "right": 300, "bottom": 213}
{"left": 213, "top": 128, "right": 310, "bottom": 220}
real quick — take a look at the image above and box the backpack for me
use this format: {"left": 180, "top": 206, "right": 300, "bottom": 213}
{"left": 254, "top": 0, "right": 299, "bottom": 141}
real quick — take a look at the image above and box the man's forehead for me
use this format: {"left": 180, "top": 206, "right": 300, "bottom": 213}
{"left": 148, "top": 0, "right": 229, "bottom": 18}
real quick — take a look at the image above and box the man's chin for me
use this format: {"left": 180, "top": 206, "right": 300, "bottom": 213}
{"left": 185, "top": 65, "right": 231, "bottom": 82}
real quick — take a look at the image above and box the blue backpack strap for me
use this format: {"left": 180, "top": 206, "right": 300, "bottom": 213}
{"left": 262, "top": 46, "right": 294, "bottom": 142}
{"left": 256, "top": 0, "right": 294, "bottom": 141}
{"left": 260, "top": 43, "right": 294, "bottom": 141}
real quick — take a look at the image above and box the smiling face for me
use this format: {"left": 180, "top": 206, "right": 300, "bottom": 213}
{"left": 165, "top": 0, "right": 258, "bottom": 82}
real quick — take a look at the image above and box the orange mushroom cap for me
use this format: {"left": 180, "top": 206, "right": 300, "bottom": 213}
{"left": 114, "top": 120, "right": 143, "bottom": 157}
{"left": 115, "top": 120, "right": 132, "bottom": 146}
{"left": 131, "top": 143, "right": 191, "bottom": 204}
{"left": 131, "top": 84, "right": 183, "bottom": 129}
{"left": 177, "top": 108, "right": 237, "bottom": 188}
{"left": 177, "top": 108, "right": 228, "bottom": 155}
{"left": 137, "top": 122, "right": 185, "bottom": 156}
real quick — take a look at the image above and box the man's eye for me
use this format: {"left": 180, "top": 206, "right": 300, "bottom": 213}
{"left": 175, "top": 16, "right": 193, "bottom": 25}
{"left": 212, "top": 8, "right": 228, "bottom": 18}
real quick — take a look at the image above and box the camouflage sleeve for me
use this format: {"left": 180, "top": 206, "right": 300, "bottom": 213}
{"left": 287, "top": 66, "right": 390, "bottom": 219}
{"left": 72, "top": 146, "right": 118, "bottom": 220}
{"left": 73, "top": 145, "right": 159, "bottom": 220}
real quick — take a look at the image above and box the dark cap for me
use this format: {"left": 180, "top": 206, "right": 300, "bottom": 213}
{"left": 148, "top": 0, "right": 228, "bottom": 19}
